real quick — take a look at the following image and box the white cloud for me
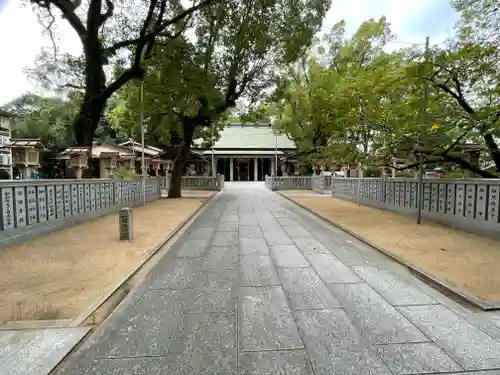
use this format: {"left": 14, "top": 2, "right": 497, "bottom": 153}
{"left": 0, "top": 0, "right": 459, "bottom": 106}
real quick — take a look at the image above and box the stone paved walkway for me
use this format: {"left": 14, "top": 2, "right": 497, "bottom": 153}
{"left": 57, "top": 182, "right": 500, "bottom": 375}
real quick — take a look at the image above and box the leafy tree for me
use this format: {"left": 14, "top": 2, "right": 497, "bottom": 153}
{"left": 109, "top": 0, "right": 330, "bottom": 197}
{"left": 29, "top": 0, "right": 214, "bottom": 147}
{"left": 271, "top": 10, "right": 500, "bottom": 178}
{"left": 413, "top": 0, "right": 500, "bottom": 176}
{"left": 273, "top": 18, "right": 403, "bottom": 168}
{"left": 2, "top": 93, "right": 76, "bottom": 150}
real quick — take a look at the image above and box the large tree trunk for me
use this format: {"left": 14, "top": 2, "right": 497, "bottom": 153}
{"left": 168, "top": 122, "right": 195, "bottom": 198}
{"left": 73, "top": 95, "right": 106, "bottom": 146}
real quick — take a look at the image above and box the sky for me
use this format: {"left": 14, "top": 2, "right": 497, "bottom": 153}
{"left": 0, "top": 0, "right": 459, "bottom": 106}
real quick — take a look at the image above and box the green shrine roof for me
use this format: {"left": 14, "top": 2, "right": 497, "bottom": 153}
{"left": 213, "top": 124, "right": 296, "bottom": 150}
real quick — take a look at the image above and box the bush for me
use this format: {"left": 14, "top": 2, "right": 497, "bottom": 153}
{"left": 114, "top": 166, "right": 136, "bottom": 180}
{"left": 364, "top": 167, "right": 382, "bottom": 177}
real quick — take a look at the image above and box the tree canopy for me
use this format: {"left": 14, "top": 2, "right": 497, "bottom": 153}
{"left": 265, "top": 2, "right": 500, "bottom": 177}
{"left": 107, "top": 0, "right": 330, "bottom": 196}
{"left": 28, "top": 0, "right": 215, "bottom": 146}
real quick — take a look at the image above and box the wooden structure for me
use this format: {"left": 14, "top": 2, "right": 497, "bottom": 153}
{"left": 200, "top": 123, "right": 297, "bottom": 181}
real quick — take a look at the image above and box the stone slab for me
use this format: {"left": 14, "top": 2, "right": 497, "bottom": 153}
{"left": 262, "top": 230, "right": 295, "bottom": 245}
{"left": 309, "top": 346, "right": 392, "bottom": 375}
{"left": 177, "top": 238, "right": 210, "bottom": 257}
{"left": 283, "top": 225, "right": 312, "bottom": 238}
{"left": 239, "top": 238, "right": 270, "bottom": 256}
{"left": 329, "top": 283, "right": 428, "bottom": 344}
{"left": 306, "top": 254, "right": 361, "bottom": 283}
{"left": 212, "top": 231, "right": 239, "bottom": 246}
{"left": 239, "top": 350, "right": 314, "bottom": 375}
{"left": 239, "top": 225, "right": 264, "bottom": 238}
{"left": 239, "top": 286, "right": 303, "bottom": 351}
{"left": 188, "top": 226, "right": 216, "bottom": 239}
{"left": 239, "top": 255, "right": 280, "bottom": 287}
{"left": 148, "top": 258, "right": 202, "bottom": 289}
{"left": 398, "top": 305, "right": 500, "bottom": 370}
{"left": 219, "top": 214, "right": 238, "bottom": 223}
{"left": 202, "top": 269, "right": 238, "bottom": 290}
{"left": 292, "top": 237, "right": 331, "bottom": 255}
{"left": 259, "top": 223, "right": 282, "bottom": 232}
{"left": 201, "top": 246, "right": 238, "bottom": 270}
{"left": 328, "top": 244, "right": 383, "bottom": 266}
{"left": 353, "top": 266, "right": 437, "bottom": 306}
{"left": 276, "top": 217, "right": 298, "bottom": 226}
{"left": 376, "top": 343, "right": 463, "bottom": 375}
{"left": 0, "top": 330, "right": 36, "bottom": 364}
{"left": 277, "top": 268, "right": 339, "bottom": 310}
{"left": 92, "top": 290, "right": 186, "bottom": 358}
{"left": 76, "top": 357, "right": 164, "bottom": 375}
{"left": 239, "top": 217, "right": 260, "bottom": 226}
{"left": 186, "top": 287, "right": 237, "bottom": 314}
{"left": 171, "top": 313, "right": 236, "bottom": 354}
{"left": 216, "top": 223, "right": 239, "bottom": 232}
{"left": 0, "top": 327, "right": 89, "bottom": 375}
{"left": 271, "top": 211, "right": 289, "bottom": 218}
{"left": 270, "top": 245, "right": 309, "bottom": 268}
{"left": 295, "top": 309, "right": 364, "bottom": 351}
{"left": 161, "top": 349, "right": 236, "bottom": 375}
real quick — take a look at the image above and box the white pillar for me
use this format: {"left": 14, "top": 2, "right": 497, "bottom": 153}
{"left": 230, "top": 157, "right": 234, "bottom": 181}
{"left": 254, "top": 158, "right": 258, "bottom": 181}
{"left": 270, "top": 158, "right": 274, "bottom": 176}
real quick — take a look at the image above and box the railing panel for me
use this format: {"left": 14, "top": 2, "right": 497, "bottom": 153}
{"left": 265, "top": 176, "right": 314, "bottom": 191}
{"left": 0, "top": 177, "right": 162, "bottom": 244}
{"left": 330, "top": 177, "right": 500, "bottom": 239}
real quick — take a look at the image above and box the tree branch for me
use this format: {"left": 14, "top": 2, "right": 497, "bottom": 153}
{"left": 61, "top": 83, "right": 85, "bottom": 90}
{"left": 439, "top": 154, "right": 497, "bottom": 178}
{"left": 101, "top": 67, "right": 143, "bottom": 101}
{"left": 32, "top": 0, "right": 87, "bottom": 41}
{"left": 441, "top": 128, "right": 471, "bottom": 156}
{"left": 104, "top": 0, "right": 215, "bottom": 56}
{"left": 99, "top": 0, "right": 114, "bottom": 26}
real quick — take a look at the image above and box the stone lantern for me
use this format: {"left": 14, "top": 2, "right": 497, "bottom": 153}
{"left": 67, "top": 147, "right": 89, "bottom": 179}
{"left": 100, "top": 152, "right": 119, "bottom": 178}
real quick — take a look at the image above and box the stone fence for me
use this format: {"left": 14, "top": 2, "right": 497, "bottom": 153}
{"left": 0, "top": 175, "right": 224, "bottom": 247}
{"left": 265, "top": 176, "right": 313, "bottom": 190}
{"left": 265, "top": 175, "right": 331, "bottom": 193}
{"left": 312, "top": 176, "right": 332, "bottom": 194}
{"left": 332, "top": 177, "right": 500, "bottom": 238}
{"left": 0, "top": 177, "right": 162, "bottom": 246}
{"left": 159, "top": 175, "right": 225, "bottom": 191}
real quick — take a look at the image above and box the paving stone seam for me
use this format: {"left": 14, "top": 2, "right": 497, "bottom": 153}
{"left": 274, "top": 200, "right": 445, "bottom": 370}
{"left": 236, "top": 208, "right": 241, "bottom": 374}
{"left": 266, "top": 201, "right": 398, "bottom": 374}
{"left": 375, "top": 343, "right": 467, "bottom": 375}
{"left": 261, "top": 211, "right": 321, "bottom": 375}
{"left": 275, "top": 193, "right": 500, "bottom": 373}
{"left": 150, "top": 208, "right": 222, "bottom": 373}
{"left": 396, "top": 303, "right": 500, "bottom": 351}
{"left": 69, "top": 194, "right": 219, "bottom": 328}
{"left": 238, "top": 347, "right": 315, "bottom": 353}
{"left": 279, "top": 192, "right": 500, "bottom": 311}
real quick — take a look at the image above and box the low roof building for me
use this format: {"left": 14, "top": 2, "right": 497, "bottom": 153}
{"left": 201, "top": 123, "right": 297, "bottom": 181}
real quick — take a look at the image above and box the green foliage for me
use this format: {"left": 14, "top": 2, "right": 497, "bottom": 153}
{"left": 2, "top": 93, "right": 76, "bottom": 150}
{"left": 268, "top": 8, "right": 500, "bottom": 178}
{"left": 364, "top": 168, "right": 382, "bottom": 178}
{"left": 108, "top": 0, "right": 330, "bottom": 156}
{"left": 114, "top": 166, "right": 137, "bottom": 180}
